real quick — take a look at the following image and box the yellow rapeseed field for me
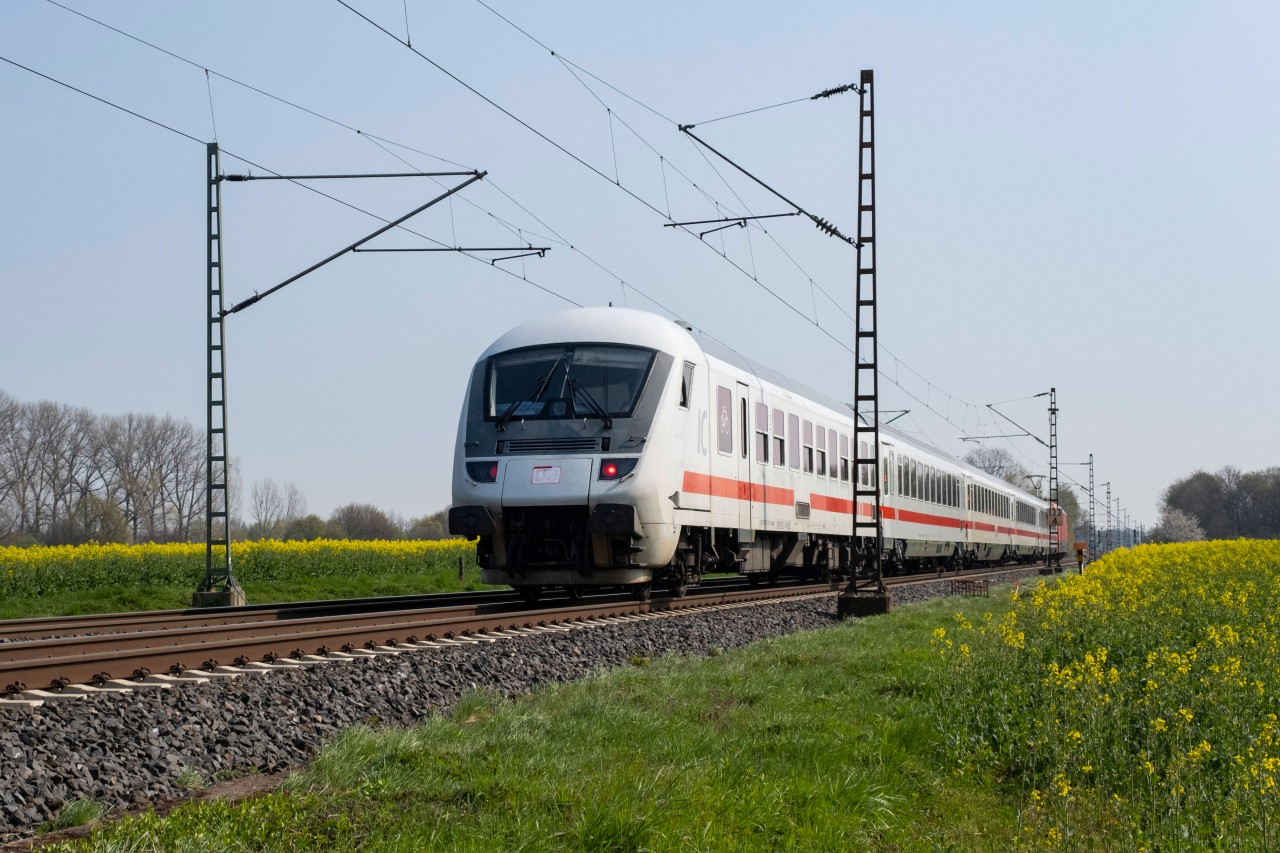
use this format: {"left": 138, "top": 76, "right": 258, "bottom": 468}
{"left": 934, "top": 541, "right": 1280, "bottom": 850}
{"left": 0, "top": 538, "right": 476, "bottom": 599}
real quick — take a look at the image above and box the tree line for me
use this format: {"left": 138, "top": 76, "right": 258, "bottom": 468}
{"left": 1151, "top": 466, "right": 1280, "bottom": 542}
{"left": 0, "top": 390, "right": 452, "bottom": 546}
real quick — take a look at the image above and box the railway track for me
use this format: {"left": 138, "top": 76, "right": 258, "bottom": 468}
{"left": 0, "top": 565, "right": 1046, "bottom": 703}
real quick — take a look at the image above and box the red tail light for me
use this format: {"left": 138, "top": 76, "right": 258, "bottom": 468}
{"left": 598, "top": 458, "right": 638, "bottom": 480}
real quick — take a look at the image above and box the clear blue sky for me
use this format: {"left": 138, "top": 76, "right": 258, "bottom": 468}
{"left": 2, "top": 0, "right": 1276, "bottom": 529}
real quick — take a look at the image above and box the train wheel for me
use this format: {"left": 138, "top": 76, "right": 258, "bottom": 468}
{"left": 746, "top": 573, "right": 761, "bottom": 588}
{"left": 566, "top": 585, "right": 584, "bottom": 601}
{"left": 631, "top": 581, "right": 652, "bottom": 602}
{"left": 516, "top": 585, "right": 542, "bottom": 605}
{"left": 670, "top": 580, "right": 689, "bottom": 599}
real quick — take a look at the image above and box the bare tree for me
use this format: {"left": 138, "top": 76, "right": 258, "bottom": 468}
{"left": 249, "top": 478, "right": 284, "bottom": 540}
{"left": 963, "top": 446, "right": 1034, "bottom": 490}
{"left": 282, "top": 482, "right": 308, "bottom": 529}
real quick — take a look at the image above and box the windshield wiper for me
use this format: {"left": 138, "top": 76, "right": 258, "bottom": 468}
{"left": 567, "top": 377, "right": 614, "bottom": 429}
{"left": 495, "top": 356, "right": 564, "bottom": 431}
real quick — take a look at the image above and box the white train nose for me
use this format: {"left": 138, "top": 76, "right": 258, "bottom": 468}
{"left": 500, "top": 458, "right": 593, "bottom": 506}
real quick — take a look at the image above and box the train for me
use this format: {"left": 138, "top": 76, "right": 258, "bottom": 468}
{"left": 449, "top": 307, "right": 1067, "bottom": 601}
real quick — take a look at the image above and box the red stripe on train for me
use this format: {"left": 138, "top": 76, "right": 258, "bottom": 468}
{"left": 682, "top": 471, "right": 1050, "bottom": 539}
{"left": 681, "top": 472, "right": 794, "bottom": 507}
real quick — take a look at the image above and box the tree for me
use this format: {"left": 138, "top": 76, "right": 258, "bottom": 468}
{"left": 1162, "top": 471, "right": 1231, "bottom": 539}
{"left": 248, "top": 478, "right": 284, "bottom": 540}
{"left": 963, "top": 446, "right": 1033, "bottom": 490}
{"left": 406, "top": 507, "right": 453, "bottom": 540}
{"left": 51, "top": 495, "right": 129, "bottom": 545}
{"left": 1148, "top": 508, "right": 1205, "bottom": 543}
{"left": 1238, "top": 468, "right": 1280, "bottom": 538}
{"left": 283, "top": 513, "right": 326, "bottom": 541}
{"left": 1055, "top": 485, "right": 1083, "bottom": 544}
{"left": 327, "top": 503, "right": 400, "bottom": 540}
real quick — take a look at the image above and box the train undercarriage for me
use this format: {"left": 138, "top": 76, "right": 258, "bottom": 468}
{"left": 464, "top": 505, "right": 1057, "bottom": 604}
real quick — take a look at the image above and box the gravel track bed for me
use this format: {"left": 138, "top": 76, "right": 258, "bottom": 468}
{"left": 0, "top": 569, "right": 1041, "bottom": 842}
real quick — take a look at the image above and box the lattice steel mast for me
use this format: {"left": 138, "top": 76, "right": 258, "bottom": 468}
{"left": 197, "top": 143, "right": 240, "bottom": 605}
{"left": 837, "top": 70, "right": 891, "bottom": 616}
{"left": 1047, "top": 387, "right": 1061, "bottom": 572}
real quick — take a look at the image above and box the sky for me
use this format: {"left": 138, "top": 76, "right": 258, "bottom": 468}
{"left": 2, "top": 0, "right": 1277, "bottom": 530}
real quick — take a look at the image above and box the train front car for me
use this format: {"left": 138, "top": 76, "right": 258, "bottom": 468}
{"left": 448, "top": 308, "right": 699, "bottom": 602}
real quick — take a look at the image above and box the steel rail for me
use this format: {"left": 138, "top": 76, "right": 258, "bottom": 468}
{"left": 0, "top": 576, "right": 754, "bottom": 641}
{"left": 0, "top": 584, "right": 829, "bottom": 697}
{"left": 1, "top": 565, "right": 1047, "bottom": 698}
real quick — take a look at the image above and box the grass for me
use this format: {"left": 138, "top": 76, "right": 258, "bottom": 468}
{"left": 45, "top": 591, "right": 1023, "bottom": 852}
{"left": 38, "top": 798, "right": 107, "bottom": 833}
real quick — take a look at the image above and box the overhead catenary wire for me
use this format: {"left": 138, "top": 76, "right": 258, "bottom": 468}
{"left": 0, "top": 53, "right": 582, "bottom": 310}
{"left": 31, "top": 1, "right": 998, "bottom": 451}
{"left": 39, "top": 0, "right": 686, "bottom": 324}
{"left": 338, "top": 0, "right": 994, "bottom": 443}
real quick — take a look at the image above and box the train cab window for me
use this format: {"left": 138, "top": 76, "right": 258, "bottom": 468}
{"left": 802, "top": 421, "right": 814, "bottom": 474}
{"left": 716, "top": 386, "right": 733, "bottom": 455}
{"left": 816, "top": 426, "right": 827, "bottom": 478}
{"left": 679, "top": 363, "right": 695, "bottom": 409}
{"left": 772, "top": 408, "right": 786, "bottom": 467}
{"left": 839, "top": 434, "right": 850, "bottom": 481}
{"left": 788, "top": 414, "right": 800, "bottom": 470}
{"left": 755, "top": 403, "right": 769, "bottom": 464}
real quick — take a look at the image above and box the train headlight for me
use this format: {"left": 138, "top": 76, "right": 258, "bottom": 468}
{"left": 598, "top": 458, "right": 638, "bottom": 480}
{"left": 466, "top": 461, "right": 499, "bottom": 483}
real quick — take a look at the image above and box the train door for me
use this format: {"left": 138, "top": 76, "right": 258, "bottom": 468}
{"left": 882, "top": 447, "right": 895, "bottom": 518}
{"left": 735, "top": 382, "right": 753, "bottom": 531}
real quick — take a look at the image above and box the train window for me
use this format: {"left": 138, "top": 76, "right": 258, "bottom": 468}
{"left": 679, "top": 363, "right": 695, "bottom": 409}
{"left": 803, "top": 421, "right": 814, "bottom": 474}
{"left": 788, "top": 414, "right": 800, "bottom": 470}
{"left": 932, "top": 468, "right": 939, "bottom": 504}
{"left": 829, "top": 430, "right": 839, "bottom": 477}
{"left": 487, "top": 344, "right": 655, "bottom": 420}
{"left": 816, "top": 426, "right": 827, "bottom": 478}
{"left": 839, "top": 434, "right": 850, "bottom": 482}
{"left": 772, "top": 408, "right": 785, "bottom": 467}
{"left": 754, "top": 404, "right": 767, "bottom": 462}
{"left": 716, "top": 386, "right": 733, "bottom": 455}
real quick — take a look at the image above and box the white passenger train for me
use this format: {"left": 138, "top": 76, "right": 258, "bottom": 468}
{"left": 449, "top": 307, "right": 1066, "bottom": 601}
